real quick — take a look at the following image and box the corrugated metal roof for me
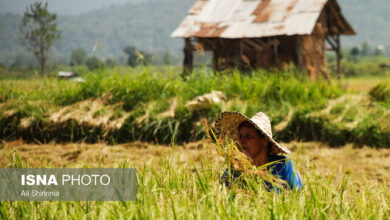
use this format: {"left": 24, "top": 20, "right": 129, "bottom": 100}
{"left": 172, "top": 0, "right": 353, "bottom": 38}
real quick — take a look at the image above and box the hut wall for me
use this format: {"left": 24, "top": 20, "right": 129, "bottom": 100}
{"left": 241, "top": 36, "right": 298, "bottom": 70}
{"left": 204, "top": 39, "right": 243, "bottom": 71}
{"left": 296, "top": 10, "right": 328, "bottom": 79}
{"left": 254, "top": 45, "right": 273, "bottom": 69}
{"left": 242, "top": 44, "right": 273, "bottom": 69}
{"left": 275, "top": 36, "right": 298, "bottom": 67}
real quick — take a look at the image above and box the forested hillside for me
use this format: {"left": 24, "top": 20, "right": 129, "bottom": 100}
{"left": 0, "top": 0, "right": 388, "bottom": 65}
{"left": 340, "top": 0, "right": 390, "bottom": 47}
{"left": 0, "top": 0, "right": 142, "bottom": 15}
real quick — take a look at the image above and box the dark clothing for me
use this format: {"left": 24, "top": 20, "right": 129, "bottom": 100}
{"left": 221, "top": 155, "right": 303, "bottom": 192}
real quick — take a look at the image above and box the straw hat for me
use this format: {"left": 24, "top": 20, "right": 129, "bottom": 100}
{"left": 214, "top": 111, "right": 290, "bottom": 155}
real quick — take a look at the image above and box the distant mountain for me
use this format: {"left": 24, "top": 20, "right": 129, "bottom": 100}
{"left": 0, "top": 0, "right": 389, "bottom": 65}
{"left": 0, "top": 0, "right": 143, "bottom": 15}
{"left": 339, "top": 0, "right": 390, "bottom": 48}
{"left": 54, "top": 0, "right": 193, "bottom": 58}
{"left": 0, "top": 0, "right": 192, "bottom": 64}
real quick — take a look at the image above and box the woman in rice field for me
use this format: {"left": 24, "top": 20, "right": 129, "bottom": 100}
{"left": 215, "top": 111, "right": 303, "bottom": 192}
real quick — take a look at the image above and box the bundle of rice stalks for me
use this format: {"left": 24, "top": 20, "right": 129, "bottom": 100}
{"left": 369, "top": 82, "right": 390, "bottom": 103}
{"left": 50, "top": 98, "right": 129, "bottom": 132}
{"left": 202, "top": 119, "right": 285, "bottom": 189}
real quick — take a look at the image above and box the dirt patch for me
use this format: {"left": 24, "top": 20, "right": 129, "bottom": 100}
{"left": 0, "top": 140, "right": 219, "bottom": 169}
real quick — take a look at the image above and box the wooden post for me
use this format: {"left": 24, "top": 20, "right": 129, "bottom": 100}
{"left": 231, "top": 39, "right": 243, "bottom": 70}
{"left": 213, "top": 50, "right": 218, "bottom": 73}
{"left": 336, "top": 34, "right": 341, "bottom": 80}
{"left": 272, "top": 39, "right": 279, "bottom": 66}
{"left": 183, "top": 38, "right": 193, "bottom": 76}
{"left": 296, "top": 36, "right": 304, "bottom": 73}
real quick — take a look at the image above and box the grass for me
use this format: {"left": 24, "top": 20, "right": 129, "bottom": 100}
{"left": 329, "top": 56, "right": 390, "bottom": 78}
{"left": 1, "top": 61, "right": 389, "bottom": 218}
{"left": 340, "top": 75, "right": 390, "bottom": 93}
{"left": 0, "top": 67, "right": 343, "bottom": 144}
{"left": 0, "top": 141, "right": 389, "bottom": 219}
{"left": 1, "top": 66, "right": 340, "bottom": 108}
{"left": 370, "top": 82, "right": 390, "bottom": 103}
{"left": 0, "top": 66, "right": 389, "bottom": 147}
{"left": 275, "top": 94, "right": 390, "bottom": 148}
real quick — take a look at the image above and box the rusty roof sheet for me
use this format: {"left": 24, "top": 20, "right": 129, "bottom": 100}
{"left": 172, "top": 0, "right": 352, "bottom": 38}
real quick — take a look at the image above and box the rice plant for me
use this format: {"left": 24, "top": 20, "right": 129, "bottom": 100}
{"left": 0, "top": 150, "right": 388, "bottom": 219}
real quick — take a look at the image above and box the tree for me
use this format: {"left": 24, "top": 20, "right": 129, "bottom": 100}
{"left": 11, "top": 54, "right": 35, "bottom": 68}
{"left": 136, "top": 50, "right": 152, "bottom": 66}
{"left": 163, "top": 49, "right": 173, "bottom": 65}
{"left": 123, "top": 46, "right": 138, "bottom": 67}
{"left": 123, "top": 46, "right": 153, "bottom": 66}
{"left": 361, "top": 42, "right": 370, "bottom": 57}
{"left": 85, "top": 57, "right": 104, "bottom": 70}
{"left": 20, "top": 2, "right": 61, "bottom": 77}
{"left": 349, "top": 47, "right": 360, "bottom": 62}
{"left": 70, "top": 49, "right": 87, "bottom": 66}
{"left": 104, "top": 58, "right": 117, "bottom": 68}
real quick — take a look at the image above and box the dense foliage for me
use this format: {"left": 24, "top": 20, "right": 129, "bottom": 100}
{"left": 20, "top": 2, "right": 61, "bottom": 76}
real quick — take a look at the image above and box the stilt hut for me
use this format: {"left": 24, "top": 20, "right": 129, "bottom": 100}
{"left": 171, "top": 0, "right": 355, "bottom": 79}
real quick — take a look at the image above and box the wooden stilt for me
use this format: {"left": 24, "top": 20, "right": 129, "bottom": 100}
{"left": 183, "top": 38, "right": 193, "bottom": 76}
{"left": 272, "top": 39, "right": 279, "bottom": 66}
{"left": 336, "top": 35, "right": 342, "bottom": 80}
{"left": 213, "top": 50, "right": 218, "bottom": 73}
{"left": 231, "top": 39, "right": 243, "bottom": 70}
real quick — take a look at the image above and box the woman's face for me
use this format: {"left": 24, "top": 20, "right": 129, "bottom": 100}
{"left": 238, "top": 126, "right": 268, "bottom": 159}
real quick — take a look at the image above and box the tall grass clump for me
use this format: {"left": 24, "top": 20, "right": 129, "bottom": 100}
{"left": 0, "top": 67, "right": 345, "bottom": 144}
{"left": 370, "top": 82, "right": 390, "bottom": 103}
{"left": 218, "top": 69, "right": 340, "bottom": 119}
{"left": 275, "top": 96, "right": 390, "bottom": 148}
{"left": 2, "top": 67, "right": 341, "bottom": 110}
{"left": 0, "top": 151, "right": 388, "bottom": 219}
